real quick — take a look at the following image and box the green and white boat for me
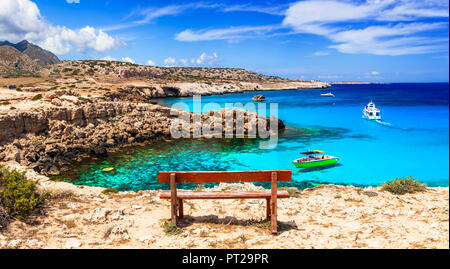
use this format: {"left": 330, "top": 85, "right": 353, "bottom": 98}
{"left": 293, "top": 150, "right": 340, "bottom": 168}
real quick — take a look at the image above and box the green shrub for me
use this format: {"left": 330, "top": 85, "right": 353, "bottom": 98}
{"left": 31, "top": 94, "right": 42, "bottom": 101}
{"left": 0, "top": 101, "right": 11, "bottom": 105}
{"left": 162, "top": 221, "right": 183, "bottom": 235}
{"left": 102, "top": 188, "right": 118, "bottom": 195}
{"left": 77, "top": 97, "right": 93, "bottom": 103}
{"left": 311, "top": 184, "right": 325, "bottom": 190}
{"left": 380, "top": 177, "right": 426, "bottom": 195}
{"left": 278, "top": 186, "right": 299, "bottom": 198}
{"left": 0, "top": 167, "right": 44, "bottom": 219}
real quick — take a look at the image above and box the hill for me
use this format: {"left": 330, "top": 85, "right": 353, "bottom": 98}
{"left": 0, "top": 40, "right": 60, "bottom": 66}
{"left": 0, "top": 45, "right": 41, "bottom": 77}
{"left": 50, "top": 60, "right": 290, "bottom": 83}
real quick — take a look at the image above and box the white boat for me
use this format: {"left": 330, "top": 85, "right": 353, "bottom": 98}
{"left": 362, "top": 101, "right": 381, "bottom": 120}
{"left": 320, "top": 92, "right": 335, "bottom": 97}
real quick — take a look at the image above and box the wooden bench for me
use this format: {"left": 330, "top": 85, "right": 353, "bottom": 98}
{"left": 157, "top": 170, "right": 292, "bottom": 234}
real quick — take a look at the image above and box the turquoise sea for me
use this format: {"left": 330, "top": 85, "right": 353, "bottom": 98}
{"left": 55, "top": 83, "right": 449, "bottom": 190}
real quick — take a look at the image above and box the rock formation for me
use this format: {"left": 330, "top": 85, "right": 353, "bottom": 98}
{"left": 0, "top": 93, "right": 284, "bottom": 175}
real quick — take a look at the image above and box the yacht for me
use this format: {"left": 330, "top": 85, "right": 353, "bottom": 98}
{"left": 362, "top": 101, "right": 381, "bottom": 120}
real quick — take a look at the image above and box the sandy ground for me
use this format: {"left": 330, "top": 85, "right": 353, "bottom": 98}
{"left": 0, "top": 167, "right": 448, "bottom": 249}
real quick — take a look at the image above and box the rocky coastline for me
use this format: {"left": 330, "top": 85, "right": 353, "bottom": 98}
{"left": 102, "top": 80, "right": 330, "bottom": 102}
{"left": 0, "top": 89, "right": 283, "bottom": 176}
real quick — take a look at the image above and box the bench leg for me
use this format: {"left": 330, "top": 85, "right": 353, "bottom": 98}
{"left": 178, "top": 199, "right": 184, "bottom": 219}
{"left": 170, "top": 173, "right": 177, "bottom": 225}
{"left": 271, "top": 172, "right": 278, "bottom": 235}
{"left": 270, "top": 199, "right": 277, "bottom": 234}
{"left": 266, "top": 198, "right": 271, "bottom": 219}
{"left": 171, "top": 198, "right": 177, "bottom": 225}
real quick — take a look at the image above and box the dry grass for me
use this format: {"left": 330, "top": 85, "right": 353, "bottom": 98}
{"left": 380, "top": 177, "right": 426, "bottom": 195}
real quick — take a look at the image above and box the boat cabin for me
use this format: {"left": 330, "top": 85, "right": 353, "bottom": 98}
{"left": 363, "top": 101, "right": 381, "bottom": 120}
{"left": 253, "top": 94, "right": 266, "bottom": 102}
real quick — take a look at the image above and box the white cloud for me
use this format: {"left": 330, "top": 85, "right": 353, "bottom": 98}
{"left": 283, "top": 0, "right": 385, "bottom": 31}
{"left": 163, "top": 52, "right": 218, "bottom": 67}
{"left": 378, "top": 0, "right": 449, "bottom": 21}
{"left": 163, "top": 57, "right": 177, "bottom": 67}
{"left": 103, "top": 2, "right": 286, "bottom": 32}
{"left": 314, "top": 51, "right": 329, "bottom": 56}
{"left": 102, "top": 56, "right": 116, "bottom": 61}
{"left": 121, "top": 57, "right": 135, "bottom": 64}
{"left": 146, "top": 60, "right": 155, "bottom": 66}
{"left": 179, "top": 59, "right": 188, "bottom": 66}
{"left": 66, "top": 0, "right": 80, "bottom": 3}
{"left": 175, "top": 25, "right": 281, "bottom": 42}
{"left": 173, "top": 0, "right": 447, "bottom": 55}
{"left": 103, "top": 3, "right": 220, "bottom": 32}
{"left": 329, "top": 23, "right": 448, "bottom": 55}
{"left": 222, "top": 4, "right": 287, "bottom": 16}
{"left": 0, "top": 0, "right": 124, "bottom": 55}
{"left": 195, "top": 52, "right": 218, "bottom": 65}
{"left": 282, "top": 0, "right": 449, "bottom": 56}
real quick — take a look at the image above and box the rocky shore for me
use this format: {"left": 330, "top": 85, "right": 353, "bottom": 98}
{"left": 0, "top": 90, "right": 283, "bottom": 176}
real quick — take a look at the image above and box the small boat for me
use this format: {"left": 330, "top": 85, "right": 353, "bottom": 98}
{"left": 362, "top": 101, "right": 381, "bottom": 120}
{"left": 293, "top": 150, "right": 340, "bottom": 168}
{"left": 320, "top": 92, "right": 335, "bottom": 97}
{"left": 253, "top": 94, "right": 266, "bottom": 102}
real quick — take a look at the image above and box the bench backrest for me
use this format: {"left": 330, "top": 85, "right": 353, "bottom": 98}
{"left": 157, "top": 170, "right": 291, "bottom": 183}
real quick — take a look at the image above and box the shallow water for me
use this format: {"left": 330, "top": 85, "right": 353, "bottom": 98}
{"left": 55, "top": 83, "right": 449, "bottom": 190}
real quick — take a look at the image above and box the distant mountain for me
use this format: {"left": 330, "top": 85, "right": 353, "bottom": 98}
{"left": 0, "top": 40, "right": 60, "bottom": 66}
{"left": 0, "top": 45, "right": 40, "bottom": 76}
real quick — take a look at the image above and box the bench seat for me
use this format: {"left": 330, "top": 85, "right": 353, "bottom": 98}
{"left": 160, "top": 190, "right": 290, "bottom": 200}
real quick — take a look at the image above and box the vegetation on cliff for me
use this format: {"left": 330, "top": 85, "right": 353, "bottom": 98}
{"left": 380, "top": 177, "right": 426, "bottom": 195}
{"left": 0, "top": 166, "right": 45, "bottom": 225}
{"left": 50, "top": 60, "right": 289, "bottom": 83}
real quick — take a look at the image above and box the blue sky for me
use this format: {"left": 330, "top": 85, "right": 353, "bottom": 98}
{"left": 1, "top": 0, "right": 449, "bottom": 82}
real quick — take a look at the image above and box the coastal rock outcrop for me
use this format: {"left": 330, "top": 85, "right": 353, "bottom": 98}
{"left": 103, "top": 81, "right": 330, "bottom": 102}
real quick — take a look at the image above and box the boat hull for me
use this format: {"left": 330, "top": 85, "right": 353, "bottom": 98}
{"left": 362, "top": 114, "right": 381, "bottom": 120}
{"left": 320, "top": 93, "right": 334, "bottom": 97}
{"left": 293, "top": 157, "right": 339, "bottom": 168}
